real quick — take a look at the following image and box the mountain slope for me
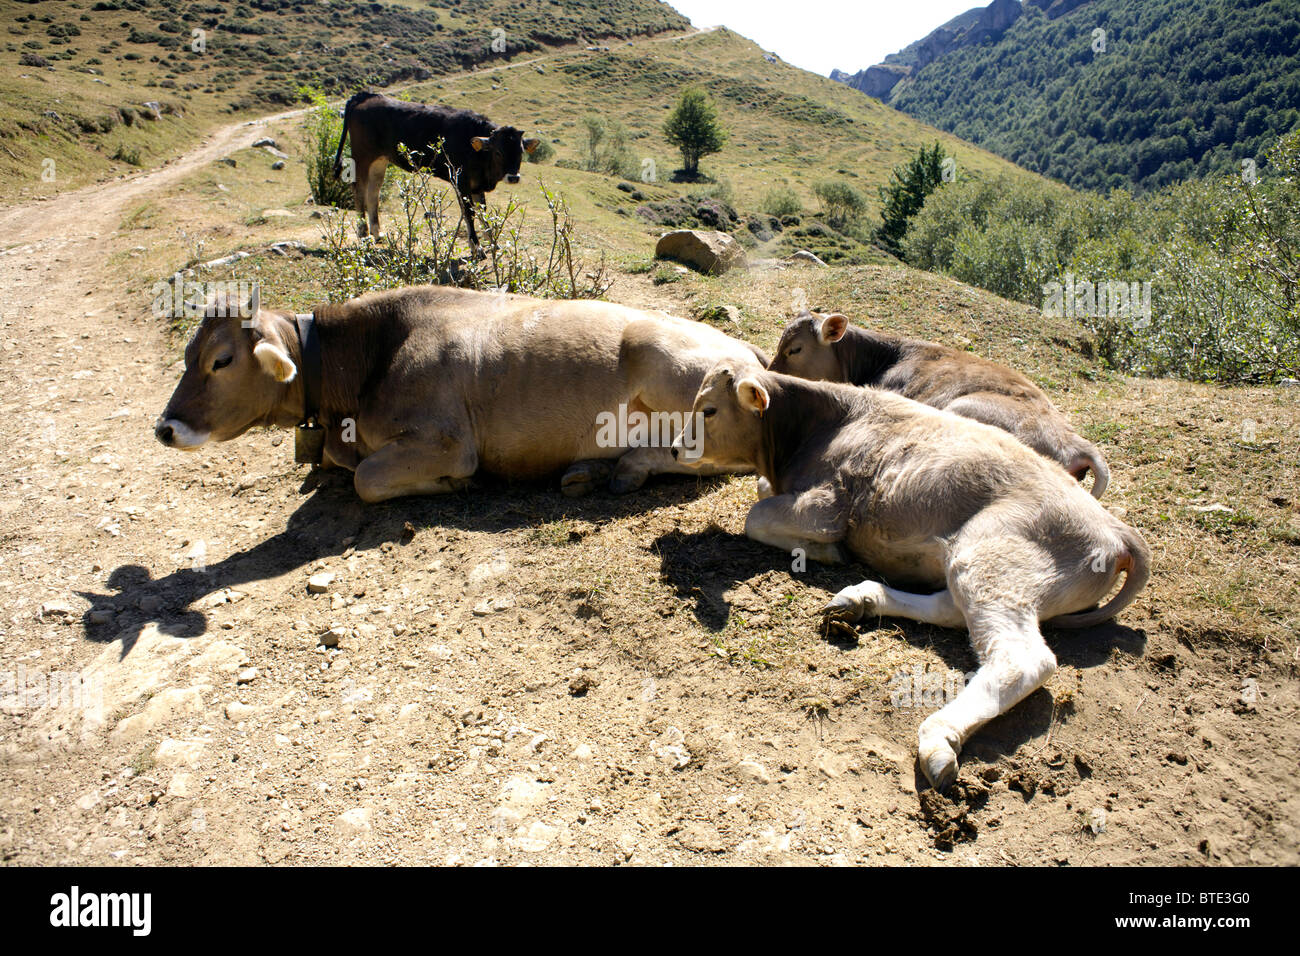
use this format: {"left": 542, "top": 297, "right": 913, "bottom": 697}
{"left": 833, "top": 0, "right": 1300, "bottom": 192}
{"left": 0, "top": 0, "right": 690, "bottom": 197}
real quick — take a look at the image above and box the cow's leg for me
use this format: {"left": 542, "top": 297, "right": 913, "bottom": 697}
{"left": 743, "top": 490, "right": 847, "bottom": 565}
{"left": 609, "top": 445, "right": 740, "bottom": 494}
{"left": 560, "top": 458, "right": 614, "bottom": 498}
{"left": 915, "top": 606, "right": 1056, "bottom": 790}
{"left": 352, "top": 435, "right": 478, "bottom": 503}
{"left": 823, "top": 582, "right": 965, "bottom": 628}
{"left": 912, "top": 526, "right": 1059, "bottom": 789}
{"left": 457, "top": 191, "right": 484, "bottom": 259}
{"left": 353, "top": 177, "right": 369, "bottom": 238}
{"left": 363, "top": 158, "right": 388, "bottom": 239}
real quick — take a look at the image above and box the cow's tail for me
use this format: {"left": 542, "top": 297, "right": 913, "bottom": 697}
{"left": 1048, "top": 526, "right": 1150, "bottom": 629}
{"left": 1067, "top": 440, "right": 1110, "bottom": 499}
{"left": 332, "top": 92, "right": 365, "bottom": 178}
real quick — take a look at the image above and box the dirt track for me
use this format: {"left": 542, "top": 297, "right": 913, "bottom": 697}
{"left": 1, "top": 64, "right": 1297, "bottom": 865}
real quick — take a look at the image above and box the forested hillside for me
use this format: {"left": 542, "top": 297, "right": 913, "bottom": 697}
{"left": 842, "top": 0, "right": 1300, "bottom": 192}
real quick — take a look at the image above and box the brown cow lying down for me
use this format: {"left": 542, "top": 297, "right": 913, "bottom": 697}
{"left": 155, "top": 286, "right": 767, "bottom": 501}
{"left": 672, "top": 364, "right": 1150, "bottom": 789}
{"left": 769, "top": 311, "right": 1110, "bottom": 497}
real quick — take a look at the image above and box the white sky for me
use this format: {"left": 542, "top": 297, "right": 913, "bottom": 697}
{"left": 668, "top": 0, "right": 984, "bottom": 76}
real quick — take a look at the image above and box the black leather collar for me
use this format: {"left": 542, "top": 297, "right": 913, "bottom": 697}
{"left": 294, "top": 311, "right": 322, "bottom": 425}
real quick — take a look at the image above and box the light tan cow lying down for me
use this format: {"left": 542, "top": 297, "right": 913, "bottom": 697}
{"left": 769, "top": 311, "right": 1110, "bottom": 497}
{"left": 673, "top": 364, "right": 1150, "bottom": 790}
{"left": 155, "top": 286, "right": 768, "bottom": 501}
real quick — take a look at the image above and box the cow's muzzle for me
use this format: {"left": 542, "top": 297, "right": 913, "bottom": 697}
{"left": 155, "top": 417, "right": 209, "bottom": 450}
{"left": 506, "top": 173, "right": 521, "bottom": 184}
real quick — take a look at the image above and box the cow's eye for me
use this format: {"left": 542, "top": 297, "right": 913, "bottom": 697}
{"left": 702, "top": 407, "right": 717, "bottom": 418}
{"left": 787, "top": 346, "right": 802, "bottom": 356}
{"left": 212, "top": 356, "right": 233, "bottom": 372}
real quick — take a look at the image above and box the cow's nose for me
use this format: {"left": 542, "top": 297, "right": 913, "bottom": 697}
{"left": 155, "top": 421, "right": 174, "bottom": 446}
{"left": 506, "top": 174, "right": 521, "bottom": 184}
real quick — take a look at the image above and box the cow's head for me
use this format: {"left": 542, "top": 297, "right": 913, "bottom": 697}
{"left": 767, "top": 311, "right": 849, "bottom": 382}
{"left": 155, "top": 289, "right": 301, "bottom": 450}
{"left": 469, "top": 125, "right": 540, "bottom": 185}
{"left": 672, "top": 362, "right": 768, "bottom": 470}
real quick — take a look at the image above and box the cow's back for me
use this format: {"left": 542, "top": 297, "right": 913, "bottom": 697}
{"left": 367, "top": 289, "right": 755, "bottom": 478}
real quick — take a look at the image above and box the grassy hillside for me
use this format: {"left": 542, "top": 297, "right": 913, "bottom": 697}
{"left": 80, "top": 25, "right": 1057, "bottom": 281}
{"left": 0, "top": 0, "right": 690, "bottom": 198}
{"left": 875, "top": 0, "right": 1300, "bottom": 192}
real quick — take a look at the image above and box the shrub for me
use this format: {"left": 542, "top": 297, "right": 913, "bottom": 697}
{"left": 761, "top": 186, "right": 802, "bottom": 218}
{"left": 903, "top": 129, "right": 1300, "bottom": 384}
{"left": 318, "top": 164, "right": 611, "bottom": 303}
{"left": 812, "top": 179, "right": 868, "bottom": 229}
{"left": 298, "top": 86, "right": 360, "bottom": 210}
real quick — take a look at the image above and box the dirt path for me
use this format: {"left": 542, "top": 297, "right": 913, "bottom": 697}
{"left": 1, "top": 22, "right": 1295, "bottom": 865}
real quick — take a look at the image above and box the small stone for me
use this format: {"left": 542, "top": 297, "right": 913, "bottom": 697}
{"left": 735, "top": 759, "right": 773, "bottom": 785}
{"left": 308, "top": 572, "right": 335, "bottom": 594}
{"left": 319, "top": 625, "right": 347, "bottom": 648}
{"left": 337, "top": 807, "right": 372, "bottom": 833}
{"left": 39, "top": 601, "right": 74, "bottom": 620}
{"left": 270, "top": 160, "right": 286, "bottom": 170}
{"left": 225, "top": 701, "right": 256, "bottom": 720}
{"left": 236, "top": 667, "right": 258, "bottom": 684}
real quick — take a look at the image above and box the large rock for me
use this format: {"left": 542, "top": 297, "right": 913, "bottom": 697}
{"left": 832, "top": 63, "right": 911, "bottom": 100}
{"left": 655, "top": 230, "right": 747, "bottom": 275}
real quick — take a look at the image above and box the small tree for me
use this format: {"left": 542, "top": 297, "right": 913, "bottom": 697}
{"left": 663, "top": 87, "right": 726, "bottom": 179}
{"left": 878, "top": 142, "right": 948, "bottom": 255}
{"left": 813, "top": 180, "right": 868, "bottom": 228}
{"left": 298, "top": 85, "right": 354, "bottom": 209}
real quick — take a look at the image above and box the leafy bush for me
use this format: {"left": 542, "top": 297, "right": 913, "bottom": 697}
{"left": 760, "top": 186, "right": 802, "bottom": 218}
{"left": 526, "top": 139, "right": 555, "bottom": 164}
{"left": 579, "top": 116, "right": 634, "bottom": 177}
{"left": 318, "top": 164, "right": 611, "bottom": 303}
{"left": 298, "top": 86, "right": 354, "bottom": 210}
{"left": 812, "top": 179, "right": 868, "bottom": 229}
{"left": 903, "top": 130, "right": 1300, "bottom": 384}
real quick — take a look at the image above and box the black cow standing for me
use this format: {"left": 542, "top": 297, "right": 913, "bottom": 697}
{"left": 332, "top": 91, "right": 539, "bottom": 253}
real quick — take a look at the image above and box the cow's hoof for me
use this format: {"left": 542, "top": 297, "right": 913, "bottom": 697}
{"left": 822, "top": 592, "right": 865, "bottom": 625}
{"left": 918, "top": 717, "right": 961, "bottom": 791}
{"left": 608, "top": 470, "right": 647, "bottom": 495}
{"left": 561, "top": 460, "right": 613, "bottom": 498}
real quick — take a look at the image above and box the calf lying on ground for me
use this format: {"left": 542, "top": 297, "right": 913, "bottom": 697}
{"left": 673, "top": 365, "right": 1150, "bottom": 789}
{"left": 155, "top": 286, "right": 767, "bottom": 502}
{"left": 769, "top": 311, "right": 1110, "bottom": 497}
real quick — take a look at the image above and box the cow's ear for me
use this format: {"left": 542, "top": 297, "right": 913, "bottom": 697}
{"left": 736, "top": 377, "right": 770, "bottom": 417}
{"left": 254, "top": 341, "right": 297, "bottom": 383}
{"left": 470, "top": 136, "right": 490, "bottom": 152}
{"left": 818, "top": 313, "right": 848, "bottom": 344}
{"left": 523, "top": 137, "right": 540, "bottom": 154}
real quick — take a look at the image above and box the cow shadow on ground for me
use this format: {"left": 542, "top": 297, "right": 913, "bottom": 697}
{"left": 653, "top": 525, "right": 1149, "bottom": 786}
{"left": 76, "top": 469, "right": 731, "bottom": 659}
